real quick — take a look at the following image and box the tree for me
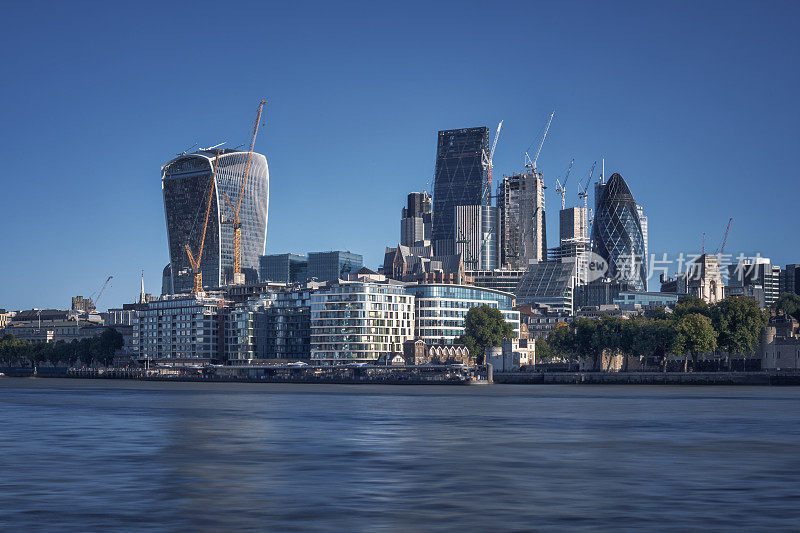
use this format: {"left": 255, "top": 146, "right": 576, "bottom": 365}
{"left": 674, "top": 313, "right": 717, "bottom": 372}
{"left": 96, "top": 328, "right": 124, "bottom": 367}
{"left": 546, "top": 322, "right": 576, "bottom": 362}
{"left": 457, "top": 305, "right": 515, "bottom": 364}
{"left": 773, "top": 293, "right": 800, "bottom": 322}
{"left": 712, "top": 296, "right": 768, "bottom": 371}
{"left": 673, "top": 296, "right": 710, "bottom": 319}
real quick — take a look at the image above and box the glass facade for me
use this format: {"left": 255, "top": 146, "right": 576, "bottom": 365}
{"left": 307, "top": 251, "right": 363, "bottom": 283}
{"left": 162, "top": 149, "right": 269, "bottom": 294}
{"left": 591, "top": 173, "right": 647, "bottom": 291}
{"left": 404, "top": 284, "right": 519, "bottom": 343}
{"left": 259, "top": 253, "right": 308, "bottom": 283}
{"left": 432, "top": 127, "right": 490, "bottom": 255}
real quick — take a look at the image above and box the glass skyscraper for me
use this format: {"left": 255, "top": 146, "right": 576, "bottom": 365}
{"left": 591, "top": 173, "right": 647, "bottom": 291}
{"left": 162, "top": 148, "right": 269, "bottom": 294}
{"left": 432, "top": 127, "right": 490, "bottom": 255}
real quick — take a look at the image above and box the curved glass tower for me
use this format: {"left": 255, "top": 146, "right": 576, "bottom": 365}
{"left": 591, "top": 173, "right": 647, "bottom": 291}
{"left": 162, "top": 149, "right": 269, "bottom": 294}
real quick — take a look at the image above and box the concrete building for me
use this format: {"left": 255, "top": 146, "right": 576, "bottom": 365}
{"left": 133, "top": 293, "right": 229, "bottom": 362}
{"left": 162, "top": 148, "right": 269, "bottom": 293}
{"left": 727, "top": 257, "right": 782, "bottom": 308}
{"left": 497, "top": 171, "right": 547, "bottom": 268}
{"left": 432, "top": 127, "right": 490, "bottom": 256}
{"left": 405, "top": 284, "right": 519, "bottom": 344}
{"left": 454, "top": 205, "right": 499, "bottom": 271}
{"left": 71, "top": 296, "right": 95, "bottom": 313}
{"left": 465, "top": 269, "right": 526, "bottom": 294}
{"left": 687, "top": 254, "right": 724, "bottom": 304}
{"left": 515, "top": 259, "right": 578, "bottom": 314}
{"left": 310, "top": 279, "right": 415, "bottom": 364}
{"left": 401, "top": 191, "right": 432, "bottom": 247}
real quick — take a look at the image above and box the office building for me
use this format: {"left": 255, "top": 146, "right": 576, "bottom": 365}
{"left": 549, "top": 206, "right": 590, "bottom": 285}
{"left": 310, "top": 279, "right": 415, "bottom": 364}
{"left": 781, "top": 264, "right": 800, "bottom": 296}
{"left": 612, "top": 291, "right": 678, "bottom": 310}
{"left": 432, "top": 127, "right": 490, "bottom": 255}
{"left": 405, "top": 284, "right": 520, "bottom": 344}
{"left": 637, "top": 204, "right": 648, "bottom": 265}
{"left": 71, "top": 296, "right": 94, "bottom": 313}
{"left": 465, "top": 269, "right": 526, "bottom": 294}
{"left": 515, "top": 259, "right": 578, "bottom": 314}
{"left": 259, "top": 253, "right": 308, "bottom": 283}
{"left": 497, "top": 172, "right": 547, "bottom": 268}
{"left": 454, "top": 205, "right": 499, "bottom": 270}
{"left": 162, "top": 148, "right": 269, "bottom": 294}
{"left": 592, "top": 173, "right": 647, "bottom": 291}
{"left": 727, "top": 257, "right": 781, "bottom": 307}
{"left": 401, "top": 191, "right": 432, "bottom": 247}
{"left": 577, "top": 278, "right": 637, "bottom": 308}
{"left": 307, "top": 251, "right": 363, "bottom": 283}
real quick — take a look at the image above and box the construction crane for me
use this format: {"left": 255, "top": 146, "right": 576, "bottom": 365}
{"left": 89, "top": 275, "right": 113, "bottom": 310}
{"left": 222, "top": 100, "right": 266, "bottom": 285}
{"left": 185, "top": 151, "right": 221, "bottom": 295}
{"left": 714, "top": 217, "right": 733, "bottom": 255}
{"left": 577, "top": 161, "right": 597, "bottom": 230}
{"left": 554, "top": 158, "right": 574, "bottom": 210}
{"left": 524, "top": 109, "right": 555, "bottom": 172}
{"left": 481, "top": 120, "right": 503, "bottom": 203}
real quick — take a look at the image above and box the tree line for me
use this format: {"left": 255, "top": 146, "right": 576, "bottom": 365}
{"left": 0, "top": 328, "right": 124, "bottom": 368}
{"left": 541, "top": 295, "right": 777, "bottom": 372}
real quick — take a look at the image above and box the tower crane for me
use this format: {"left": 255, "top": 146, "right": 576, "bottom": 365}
{"left": 89, "top": 275, "right": 113, "bottom": 310}
{"left": 714, "top": 217, "right": 733, "bottom": 255}
{"left": 222, "top": 100, "right": 266, "bottom": 285}
{"left": 554, "top": 158, "right": 574, "bottom": 210}
{"left": 524, "top": 109, "right": 555, "bottom": 172}
{"left": 185, "top": 151, "right": 221, "bottom": 295}
{"left": 481, "top": 120, "right": 503, "bottom": 201}
{"left": 578, "top": 161, "right": 597, "bottom": 228}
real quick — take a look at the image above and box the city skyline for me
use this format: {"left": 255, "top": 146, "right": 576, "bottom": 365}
{"left": 1, "top": 2, "right": 798, "bottom": 311}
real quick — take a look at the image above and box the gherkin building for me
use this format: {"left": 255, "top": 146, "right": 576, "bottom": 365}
{"left": 591, "top": 173, "right": 647, "bottom": 291}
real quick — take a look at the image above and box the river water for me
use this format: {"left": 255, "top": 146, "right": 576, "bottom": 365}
{"left": 1, "top": 378, "right": 799, "bottom": 531}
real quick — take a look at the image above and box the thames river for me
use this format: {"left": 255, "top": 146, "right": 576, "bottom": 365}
{"left": 1, "top": 378, "right": 799, "bottom": 531}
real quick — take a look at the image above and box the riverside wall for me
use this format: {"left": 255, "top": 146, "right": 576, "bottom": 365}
{"left": 494, "top": 371, "right": 800, "bottom": 385}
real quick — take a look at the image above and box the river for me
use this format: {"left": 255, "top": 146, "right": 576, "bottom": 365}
{"left": 1, "top": 378, "right": 799, "bottom": 531}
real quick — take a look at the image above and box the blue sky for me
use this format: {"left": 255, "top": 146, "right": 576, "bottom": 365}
{"left": 1, "top": 1, "right": 798, "bottom": 310}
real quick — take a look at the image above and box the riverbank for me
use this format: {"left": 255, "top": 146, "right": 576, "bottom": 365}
{"left": 494, "top": 371, "right": 800, "bottom": 385}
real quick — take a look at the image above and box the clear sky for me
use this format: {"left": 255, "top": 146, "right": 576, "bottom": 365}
{"left": 1, "top": 1, "right": 798, "bottom": 311}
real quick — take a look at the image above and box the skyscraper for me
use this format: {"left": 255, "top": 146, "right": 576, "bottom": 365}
{"left": 549, "top": 206, "right": 589, "bottom": 285}
{"left": 454, "top": 205, "right": 499, "bottom": 270}
{"left": 497, "top": 172, "right": 547, "bottom": 268}
{"left": 162, "top": 148, "right": 269, "bottom": 294}
{"left": 432, "top": 127, "right": 490, "bottom": 256}
{"left": 400, "top": 191, "right": 432, "bottom": 246}
{"left": 592, "top": 173, "right": 647, "bottom": 291}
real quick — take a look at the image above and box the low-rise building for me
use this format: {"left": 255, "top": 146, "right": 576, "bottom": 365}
{"left": 761, "top": 315, "right": 800, "bottom": 370}
{"left": 402, "top": 339, "right": 470, "bottom": 365}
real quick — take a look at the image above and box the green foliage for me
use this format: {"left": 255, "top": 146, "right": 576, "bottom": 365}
{"left": 456, "top": 305, "right": 515, "bottom": 364}
{"left": 673, "top": 296, "right": 710, "bottom": 318}
{"left": 0, "top": 328, "right": 124, "bottom": 368}
{"left": 673, "top": 313, "right": 717, "bottom": 371}
{"left": 712, "top": 296, "right": 769, "bottom": 357}
{"left": 773, "top": 293, "right": 800, "bottom": 322}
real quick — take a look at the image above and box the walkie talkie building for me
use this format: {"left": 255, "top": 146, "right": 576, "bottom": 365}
{"left": 162, "top": 149, "right": 269, "bottom": 294}
{"left": 591, "top": 172, "right": 647, "bottom": 291}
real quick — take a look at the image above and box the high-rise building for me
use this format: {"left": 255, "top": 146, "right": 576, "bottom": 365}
{"left": 592, "top": 173, "right": 647, "bottom": 291}
{"left": 432, "top": 127, "right": 490, "bottom": 255}
{"left": 400, "top": 191, "right": 432, "bottom": 246}
{"left": 780, "top": 264, "right": 800, "bottom": 296}
{"left": 636, "top": 204, "right": 648, "bottom": 266}
{"left": 259, "top": 253, "right": 308, "bottom": 283}
{"left": 687, "top": 254, "right": 724, "bottom": 304}
{"left": 454, "top": 205, "right": 499, "bottom": 271}
{"left": 307, "top": 251, "right": 363, "bottom": 283}
{"left": 727, "top": 257, "right": 781, "bottom": 307}
{"left": 515, "top": 258, "right": 578, "bottom": 315}
{"left": 497, "top": 172, "right": 547, "bottom": 268}
{"left": 549, "top": 206, "right": 590, "bottom": 285}
{"left": 162, "top": 148, "right": 269, "bottom": 294}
